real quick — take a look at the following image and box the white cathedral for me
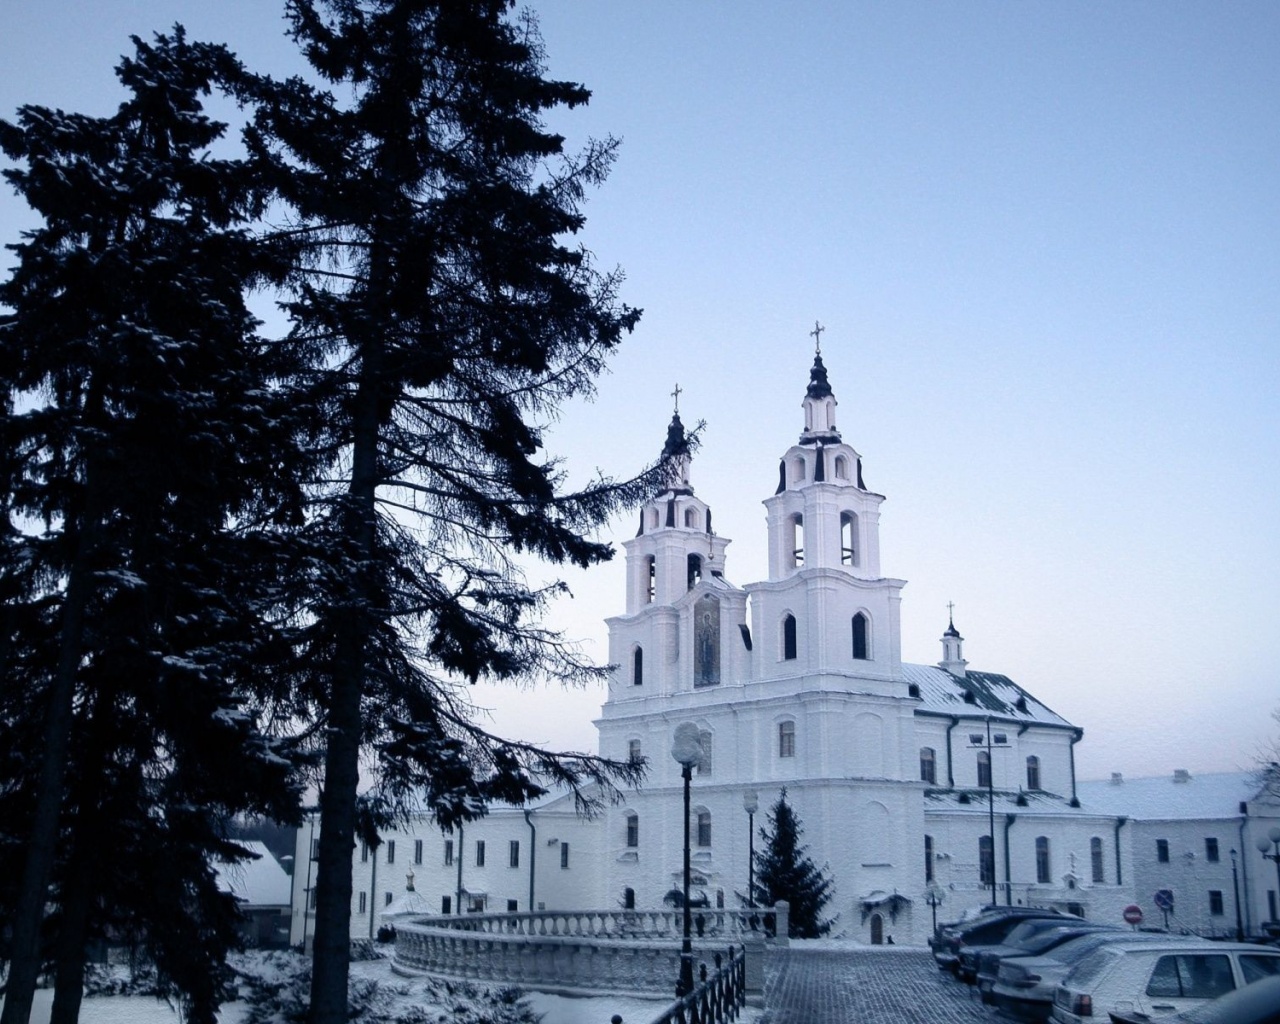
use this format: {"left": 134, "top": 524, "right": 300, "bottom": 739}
{"left": 290, "top": 352, "right": 1280, "bottom": 948}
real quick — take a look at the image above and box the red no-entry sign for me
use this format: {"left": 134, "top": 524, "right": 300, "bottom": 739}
{"left": 1123, "top": 904, "right": 1143, "bottom": 925}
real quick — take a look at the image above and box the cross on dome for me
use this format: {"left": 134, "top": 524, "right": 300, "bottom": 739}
{"left": 810, "top": 320, "right": 825, "bottom": 355}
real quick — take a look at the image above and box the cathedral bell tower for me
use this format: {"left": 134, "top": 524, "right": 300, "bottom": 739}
{"left": 748, "top": 335, "right": 906, "bottom": 684}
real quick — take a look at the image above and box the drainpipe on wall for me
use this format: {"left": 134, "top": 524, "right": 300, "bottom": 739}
{"left": 368, "top": 838, "right": 378, "bottom": 940}
{"left": 1238, "top": 814, "right": 1252, "bottom": 936}
{"left": 1113, "top": 817, "right": 1127, "bottom": 887}
{"left": 456, "top": 823, "right": 464, "bottom": 916}
{"left": 524, "top": 809, "right": 537, "bottom": 913}
{"left": 1004, "top": 814, "right": 1017, "bottom": 906}
{"left": 945, "top": 717, "right": 959, "bottom": 788}
{"left": 1068, "top": 730, "right": 1083, "bottom": 806}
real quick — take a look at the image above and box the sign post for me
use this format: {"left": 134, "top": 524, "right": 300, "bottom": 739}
{"left": 1153, "top": 888, "right": 1175, "bottom": 931}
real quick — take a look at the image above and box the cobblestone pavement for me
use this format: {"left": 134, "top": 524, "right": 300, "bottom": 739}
{"left": 760, "top": 947, "right": 996, "bottom": 1024}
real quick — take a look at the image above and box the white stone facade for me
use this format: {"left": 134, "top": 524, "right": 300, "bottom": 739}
{"left": 292, "top": 354, "right": 1280, "bottom": 947}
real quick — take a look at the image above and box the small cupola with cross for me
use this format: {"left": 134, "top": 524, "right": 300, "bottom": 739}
{"left": 939, "top": 605, "right": 968, "bottom": 678}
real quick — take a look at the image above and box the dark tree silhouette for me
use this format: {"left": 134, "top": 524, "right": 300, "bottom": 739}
{"left": 752, "top": 788, "right": 835, "bottom": 939}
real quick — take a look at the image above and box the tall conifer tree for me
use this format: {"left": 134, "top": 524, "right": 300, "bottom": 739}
{"left": 0, "top": 31, "right": 306, "bottom": 1024}
{"left": 245, "top": 3, "right": 665, "bottom": 1020}
{"left": 752, "top": 788, "right": 836, "bottom": 939}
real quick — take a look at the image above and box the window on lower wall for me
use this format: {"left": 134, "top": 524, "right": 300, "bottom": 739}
{"left": 414, "top": 839, "right": 423, "bottom": 865}
{"left": 696, "top": 811, "right": 712, "bottom": 848}
{"left": 1209, "top": 890, "right": 1224, "bottom": 916}
{"left": 779, "top": 720, "right": 796, "bottom": 758}
{"left": 924, "top": 835, "right": 934, "bottom": 883}
{"left": 977, "top": 751, "right": 991, "bottom": 789}
{"left": 1091, "top": 837, "right": 1105, "bottom": 883}
{"left": 441, "top": 896, "right": 451, "bottom": 915}
{"left": 560, "top": 842, "right": 570, "bottom": 869}
{"left": 509, "top": 840, "right": 519, "bottom": 868}
{"left": 386, "top": 840, "right": 395, "bottom": 864}
{"left": 978, "top": 836, "right": 994, "bottom": 886}
{"left": 920, "top": 747, "right": 936, "bottom": 784}
{"left": 1026, "top": 755, "right": 1041, "bottom": 791}
{"left": 1205, "top": 838, "right": 1219, "bottom": 863}
{"left": 782, "top": 614, "right": 797, "bottom": 660}
{"left": 1036, "top": 836, "right": 1051, "bottom": 884}
{"left": 475, "top": 840, "right": 485, "bottom": 867}
{"left": 626, "top": 813, "right": 639, "bottom": 849}
{"left": 358, "top": 891, "right": 367, "bottom": 914}
{"left": 1157, "top": 839, "right": 1169, "bottom": 863}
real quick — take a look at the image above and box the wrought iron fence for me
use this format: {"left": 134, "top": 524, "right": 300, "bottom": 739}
{"left": 638, "top": 945, "right": 746, "bottom": 1024}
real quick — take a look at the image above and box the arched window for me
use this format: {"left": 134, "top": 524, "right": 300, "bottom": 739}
{"left": 790, "top": 513, "right": 804, "bottom": 567}
{"left": 840, "top": 511, "right": 857, "bottom": 565}
{"left": 790, "top": 457, "right": 806, "bottom": 483}
{"left": 623, "top": 887, "right": 636, "bottom": 909}
{"left": 628, "top": 739, "right": 641, "bottom": 762}
{"left": 696, "top": 810, "right": 712, "bottom": 847}
{"left": 924, "top": 834, "right": 935, "bottom": 882}
{"left": 716, "top": 889, "right": 725, "bottom": 909}
{"left": 625, "top": 813, "right": 639, "bottom": 848}
{"left": 1026, "top": 755, "right": 1041, "bottom": 790}
{"left": 977, "top": 750, "right": 991, "bottom": 788}
{"left": 1036, "top": 836, "right": 1051, "bottom": 883}
{"left": 649, "top": 508, "right": 659, "bottom": 529}
{"left": 920, "top": 747, "right": 937, "bottom": 784}
{"left": 851, "top": 612, "right": 869, "bottom": 660}
{"left": 687, "top": 552, "right": 702, "bottom": 590}
{"left": 782, "top": 614, "right": 797, "bottom": 660}
{"left": 834, "top": 455, "right": 849, "bottom": 480}
{"left": 697, "top": 730, "right": 712, "bottom": 775}
{"left": 632, "top": 647, "right": 643, "bottom": 686}
{"left": 979, "top": 836, "right": 994, "bottom": 886}
{"left": 684, "top": 507, "right": 697, "bottom": 528}
{"left": 1090, "top": 837, "right": 1105, "bottom": 883}
{"left": 778, "top": 720, "right": 796, "bottom": 758}
{"left": 644, "top": 555, "right": 655, "bottom": 604}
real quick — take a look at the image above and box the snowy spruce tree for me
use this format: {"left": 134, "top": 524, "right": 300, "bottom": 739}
{"left": 752, "top": 789, "right": 836, "bottom": 939}
{"left": 242, "top": 3, "right": 670, "bottom": 1021}
{"left": 0, "top": 30, "right": 307, "bottom": 1024}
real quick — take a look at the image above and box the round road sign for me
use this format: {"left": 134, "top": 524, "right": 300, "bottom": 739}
{"left": 1123, "top": 904, "right": 1143, "bottom": 925}
{"left": 1154, "top": 889, "right": 1175, "bottom": 912}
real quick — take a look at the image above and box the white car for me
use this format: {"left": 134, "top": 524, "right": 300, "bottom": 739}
{"left": 1050, "top": 940, "right": 1280, "bottom": 1022}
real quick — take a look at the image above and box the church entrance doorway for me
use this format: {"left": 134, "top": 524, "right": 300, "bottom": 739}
{"left": 870, "top": 913, "right": 883, "bottom": 945}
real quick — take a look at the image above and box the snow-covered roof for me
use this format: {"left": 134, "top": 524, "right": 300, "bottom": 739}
{"left": 905, "top": 663, "right": 1076, "bottom": 730}
{"left": 214, "top": 841, "right": 292, "bottom": 908}
{"left": 1076, "top": 771, "right": 1261, "bottom": 821}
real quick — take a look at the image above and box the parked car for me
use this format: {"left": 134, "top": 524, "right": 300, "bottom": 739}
{"left": 993, "top": 932, "right": 1201, "bottom": 1023}
{"left": 957, "top": 918, "right": 1096, "bottom": 986}
{"left": 1051, "top": 940, "right": 1280, "bottom": 1022}
{"left": 971, "top": 923, "right": 1120, "bottom": 1003}
{"left": 1106, "top": 973, "right": 1280, "bottom": 1024}
{"left": 933, "top": 907, "right": 1077, "bottom": 976}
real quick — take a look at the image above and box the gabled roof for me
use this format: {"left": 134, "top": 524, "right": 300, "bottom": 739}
{"left": 904, "top": 663, "right": 1076, "bottom": 730}
{"left": 1075, "top": 771, "right": 1262, "bottom": 821}
{"left": 214, "top": 840, "right": 292, "bottom": 908}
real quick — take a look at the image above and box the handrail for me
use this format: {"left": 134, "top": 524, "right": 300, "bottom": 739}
{"left": 642, "top": 945, "right": 746, "bottom": 1024}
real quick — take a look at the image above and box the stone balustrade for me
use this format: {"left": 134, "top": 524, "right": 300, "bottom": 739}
{"left": 391, "top": 904, "right": 785, "bottom": 998}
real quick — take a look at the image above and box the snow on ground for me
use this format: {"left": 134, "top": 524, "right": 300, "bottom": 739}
{"left": 2, "top": 951, "right": 764, "bottom": 1024}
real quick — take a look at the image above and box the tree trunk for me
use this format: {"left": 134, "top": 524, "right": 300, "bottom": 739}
{"left": 307, "top": 334, "right": 384, "bottom": 1024}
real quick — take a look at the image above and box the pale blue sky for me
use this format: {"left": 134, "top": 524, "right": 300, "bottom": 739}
{"left": 3, "top": 2, "right": 1277, "bottom": 781}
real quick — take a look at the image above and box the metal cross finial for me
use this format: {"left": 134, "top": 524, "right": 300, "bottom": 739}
{"left": 810, "top": 320, "right": 825, "bottom": 355}
{"left": 671, "top": 382, "right": 682, "bottom": 414}
{"left": 947, "top": 601, "right": 955, "bottom": 626}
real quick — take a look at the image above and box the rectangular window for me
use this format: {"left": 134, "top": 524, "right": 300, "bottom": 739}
{"left": 507, "top": 899, "right": 519, "bottom": 913}
{"left": 779, "top": 721, "right": 795, "bottom": 758}
{"left": 308, "top": 888, "right": 317, "bottom": 910}
{"left": 977, "top": 752, "right": 992, "bottom": 789}
{"left": 509, "top": 840, "right": 520, "bottom": 868}
{"left": 560, "top": 842, "right": 570, "bottom": 869}
{"left": 441, "top": 895, "right": 452, "bottom": 915}
{"left": 1205, "top": 838, "right": 1219, "bottom": 863}
{"left": 969, "top": 734, "right": 984, "bottom": 745}
{"left": 360, "top": 842, "right": 369, "bottom": 863}
{"left": 386, "top": 840, "right": 396, "bottom": 865}
{"left": 1156, "top": 839, "right": 1169, "bottom": 863}
{"left": 920, "top": 748, "right": 936, "bottom": 784}
{"left": 993, "top": 733, "right": 1007, "bottom": 745}
{"left": 444, "top": 840, "right": 454, "bottom": 866}
{"left": 1091, "top": 837, "right": 1105, "bottom": 884}
{"left": 628, "top": 739, "right": 641, "bottom": 763}
{"left": 924, "top": 835, "right": 934, "bottom": 883}
{"left": 311, "top": 837, "right": 320, "bottom": 861}
{"left": 696, "top": 811, "right": 712, "bottom": 847}
{"left": 979, "top": 836, "right": 994, "bottom": 886}
{"left": 626, "top": 814, "right": 639, "bottom": 848}
{"left": 358, "top": 891, "right": 367, "bottom": 914}
{"left": 1036, "top": 836, "right": 1051, "bottom": 884}
{"left": 476, "top": 840, "right": 486, "bottom": 867}
{"left": 385, "top": 891, "right": 393, "bottom": 907}
{"left": 1146, "top": 954, "right": 1235, "bottom": 1000}
{"left": 1208, "top": 890, "right": 1224, "bottom": 916}
{"left": 414, "top": 839, "right": 423, "bottom": 865}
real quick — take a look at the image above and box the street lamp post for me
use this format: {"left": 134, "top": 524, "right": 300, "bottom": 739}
{"left": 671, "top": 723, "right": 705, "bottom": 998}
{"left": 1230, "top": 849, "right": 1243, "bottom": 941}
{"left": 744, "top": 790, "right": 759, "bottom": 913}
{"left": 1257, "top": 826, "right": 1280, "bottom": 925}
{"left": 925, "top": 886, "right": 944, "bottom": 935}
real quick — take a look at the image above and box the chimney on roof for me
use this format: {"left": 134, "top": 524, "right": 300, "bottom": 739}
{"left": 1173, "top": 768, "right": 1191, "bottom": 783}
{"left": 1110, "top": 772, "right": 1123, "bottom": 785}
